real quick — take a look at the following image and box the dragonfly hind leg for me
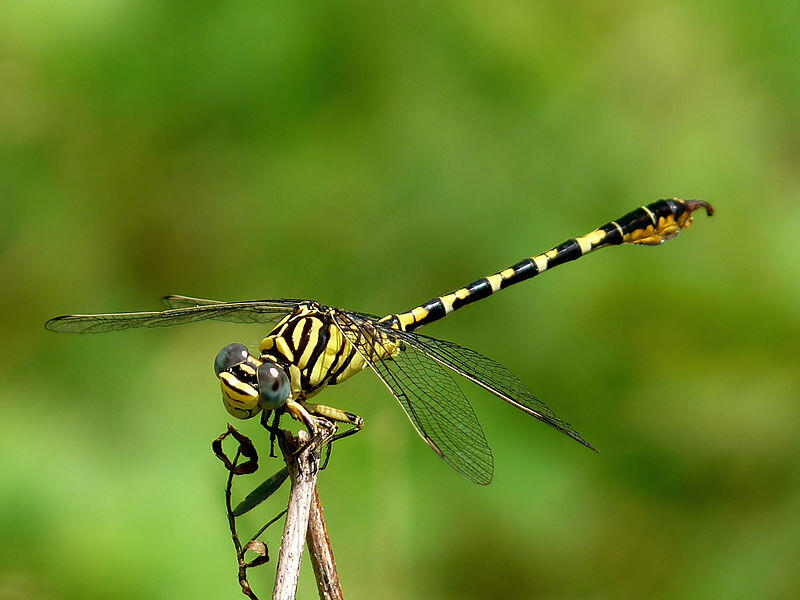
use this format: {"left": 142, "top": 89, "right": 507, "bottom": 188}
{"left": 302, "top": 402, "right": 364, "bottom": 441}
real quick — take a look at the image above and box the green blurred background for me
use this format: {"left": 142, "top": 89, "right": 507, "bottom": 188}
{"left": 2, "top": 1, "right": 798, "bottom": 598}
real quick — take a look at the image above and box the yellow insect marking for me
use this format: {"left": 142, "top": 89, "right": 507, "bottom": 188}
{"left": 297, "top": 319, "right": 322, "bottom": 369}
{"left": 641, "top": 205, "right": 657, "bottom": 224}
{"left": 545, "top": 248, "right": 559, "bottom": 259}
{"left": 344, "top": 351, "right": 370, "bottom": 379}
{"left": 440, "top": 293, "right": 457, "bottom": 314}
{"left": 611, "top": 221, "right": 625, "bottom": 238}
{"left": 260, "top": 336, "right": 275, "bottom": 352}
{"left": 275, "top": 337, "right": 294, "bottom": 362}
{"left": 655, "top": 215, "right": 680, "bottom": 239}
{"left": 397, "top": 312, "right": 417, "bottom": 329}
{"left": 285, "top": 399, "right": 317, "bottom": 431}
{"left": 532, "top": 254, "right": 548, "bottom": 273}
{"left": 675, "top": 201, "right": 694, "bottom": 228}
{"left": 219, "top": 372, "right": 257, "bottom": 402}
{"left": 622, "top": 225, "right": 654, "bottom": 244}
{"left": 291, "top": 322, "right": 304, "bottom": 351}
{"left": 625, "top": 224, "right": 672, "bottom": 245}
{"left": 411, "top": 306, "right": 429, "bottom": 322}
{"left": 240, "top": 363, "right": 256, "bottom": 376}
{"left": 288, "top": 365, "right": 303, "bottom": 397}
{"left": 224, "top": 403, "right": 258, "bottom": 420}
{"left": 273, "top": 313, "right": 292, "bottom": 330}
{"left": 275, "top": 320, "right": 292, "bottom": 338}
{"left": 303, "top": 402, "right": 358, "bottom": 424}
{"left": 308, "top": 324, "right": 341, "bottom": 385}
{"left": 455, "top": 288, "right": 469, "bottom": 300}
{"left": 486, "top": 273, "right": 503, "bottom": 292}
{"left": 576, "top": 228, "right": 606, "bottom": 254}
{"left": 500, "top": 267, "right": 515, "bottom": 280}
{"left": 622, "top": 213, "right": 684, "bottom": 245}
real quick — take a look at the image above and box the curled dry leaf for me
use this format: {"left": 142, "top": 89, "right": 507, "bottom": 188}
{"left": 244, "top": 540, "right": 270, "bottom": 568}
{"left": 212, "top": 423, "right": 259, "bottom": 475}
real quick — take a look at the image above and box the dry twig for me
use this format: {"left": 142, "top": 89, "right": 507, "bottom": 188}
{"left": 306, "top": 488, "right": 344, "bottom": 600}
{"left": 272, "top": 423, "right": 338, "bottom": 600}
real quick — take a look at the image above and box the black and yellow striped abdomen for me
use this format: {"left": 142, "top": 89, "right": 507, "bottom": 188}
{"left": 258, "top": 303, "right": 401, "bottom": 401}
{"left": 386, "top": 198, "right": 713, "bottom": 333}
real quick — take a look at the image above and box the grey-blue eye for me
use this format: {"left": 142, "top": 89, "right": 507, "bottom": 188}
{"left": 214, "top": 343, "right": 249, "bottom": 376}
{"left": 257, "top": 361, "right": 290, "bottom": 409}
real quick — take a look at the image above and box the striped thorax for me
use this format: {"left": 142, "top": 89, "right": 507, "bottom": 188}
{"left": 259, "top": 304, "right": 400, "bottom": 398}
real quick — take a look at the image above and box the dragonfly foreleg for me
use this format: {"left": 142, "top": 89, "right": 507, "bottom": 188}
{"left": 260, "top": 409, "right": 281, "bottom": 458}
{"left": 285, "top": 399, "right": 318, "bottom": 434}
{"left": 283, "top": 399, "right": 342, "bottom": 461}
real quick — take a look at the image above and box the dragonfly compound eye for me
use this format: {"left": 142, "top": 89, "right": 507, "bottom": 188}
{"left": 214, "top": 343, "right": 250, "bottom": 376}
{"left": 257, "top": 361, "right": 291, "bottom": 410}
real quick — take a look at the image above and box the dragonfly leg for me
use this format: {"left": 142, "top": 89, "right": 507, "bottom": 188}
{"left": 301, "top": 402, "right": 364, "bottom": 431}
{"left": 284, "top": 399, "right": 345, "bottom": 459}
{"left": 301, "top": 402, "right": 365, "bottom": 471}
{"left": 260, "top": 409, "right": 280, "bottom": 458}
{"left": 285, "top": 399, "right": 318, "bottom": 434}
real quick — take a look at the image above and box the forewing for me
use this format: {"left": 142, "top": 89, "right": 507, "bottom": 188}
{"left": 384, "top": 327, "right": 596, "bottom": 452}
{"left": 162, "top": 295, "right": 225, "bottom": 308}
{"left": 332, "top": 312, "right": 494, "bottom": 485}
{"left": 45, "top": 300, "right": 300, "bottom": 333}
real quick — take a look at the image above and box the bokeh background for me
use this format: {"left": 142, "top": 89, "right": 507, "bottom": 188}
{"left": 2, "top": 1, "right": 798, "bottom": 599}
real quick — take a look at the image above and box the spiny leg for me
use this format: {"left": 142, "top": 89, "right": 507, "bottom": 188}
{"left": 301, "top": 402, "right": 365, "bottom": 470}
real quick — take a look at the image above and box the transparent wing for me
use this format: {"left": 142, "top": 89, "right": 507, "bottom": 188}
{"left": 164, "top": 295, "right": 382, "bottom": 321}
{"left": 383, "top": 326, "right": 596, "bottom": 452}
{"left": 162, "top": 294, "right": 227, "bottom": 308}
{"left": 332, "top": 311, "right": 494, "bottom": 485}
{"left": 45, "top": 299, "right": 301, "bottom": 333}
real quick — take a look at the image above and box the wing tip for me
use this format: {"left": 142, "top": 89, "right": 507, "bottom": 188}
{"left": 44, "top": 316, "right": 76, "bottom": 333}
{"left": 473, "top": 472, "right": 493, "bottom": 485}
{"left": 569, "top": 431, "right": 599, "bottom": 454}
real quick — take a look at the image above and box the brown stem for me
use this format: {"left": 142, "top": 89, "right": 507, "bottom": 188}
{"left": 223, "top": 448, "right": 260, "bottom": 600}
{"left": 306, "top": 488, "right": 344, "bottom": 600}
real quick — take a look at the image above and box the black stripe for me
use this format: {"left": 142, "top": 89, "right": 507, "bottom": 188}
{"left": 304, "top": 319, "right": 330, "bottom": 378}
{"left": 421, "top": 298, "right": 447, "bottom": 323}
{"left": 451, "top": 278, "right": 492, "bottom": 311}
{"left": 546, "top": 239, "right": 581, "bottom": 268}
{"left": 329, "top": 348, "right": 357, "bottom": 384}
{"left": 500, "top": 258, "right": 538, "bottom": 289}
{"left": 616, "top": 208, "right": 655, "bottom": 235}
{"left": 291, "top": 317, "right": 314, "bottom": 357}
{"left": 231, "top": 363, "right": 257, "bottom": 386}
{"left": 646, "top": 199, "right": 677, "bottom": 221}
{"left": 600, "top": 222, "right": 624, "bottom": 245}
{"left": 662, "top": 198, "right": 687, "bottom": 219}
{"left": 324, "top": 324, "right": 349, "bottom": 378}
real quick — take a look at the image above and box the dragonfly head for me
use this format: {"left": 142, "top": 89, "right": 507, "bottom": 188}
{"left": 214, "top": 343, "right": 291, "bottom": 418}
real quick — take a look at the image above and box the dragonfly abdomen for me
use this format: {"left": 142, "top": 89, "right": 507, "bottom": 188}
{"left": 392, "top": 198, "right": 713, "bottom": 332}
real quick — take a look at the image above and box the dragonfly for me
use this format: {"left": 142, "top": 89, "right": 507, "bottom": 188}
{"left": 46, "top": 198, "right": 713, "bottom": 484}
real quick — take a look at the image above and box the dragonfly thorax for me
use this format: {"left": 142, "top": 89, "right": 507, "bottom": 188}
{"left": 258, "top": 306, "right": 401, "bottom": 402}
